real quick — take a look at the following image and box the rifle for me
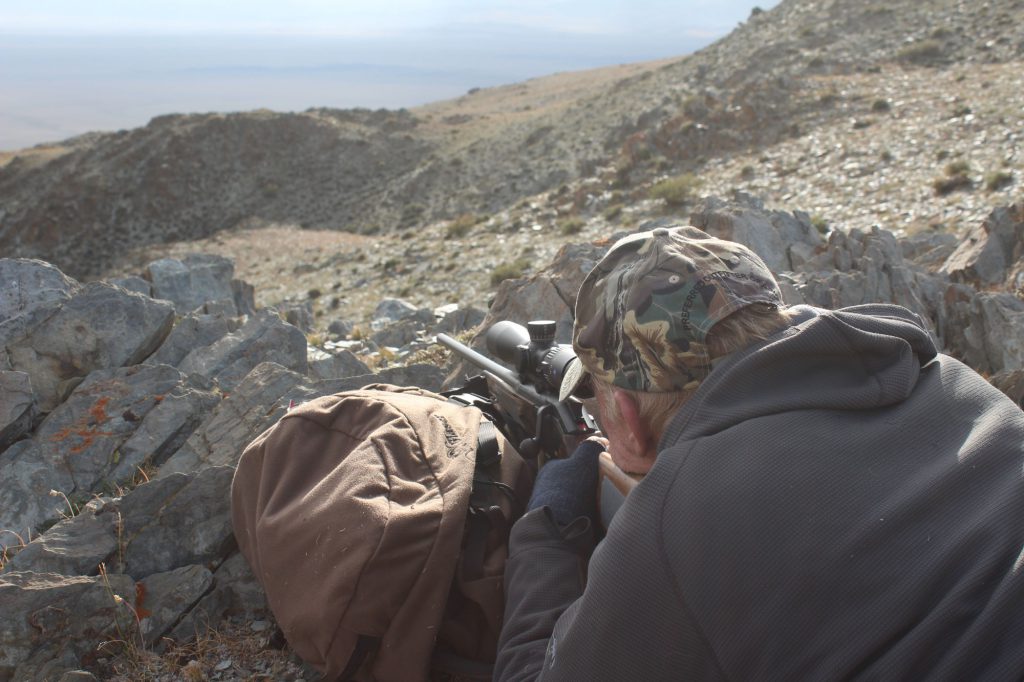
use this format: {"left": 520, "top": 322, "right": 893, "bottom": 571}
{"left": 438, "top": 320, "right": 639, "bottom": 527}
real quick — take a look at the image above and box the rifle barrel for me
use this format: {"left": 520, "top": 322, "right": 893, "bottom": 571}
{"left": 437, "top": 333, "right": 522, "bottom": 387}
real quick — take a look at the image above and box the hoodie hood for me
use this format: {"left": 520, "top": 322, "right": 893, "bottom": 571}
{"left": 661, "top": 304, "right": 938, "bottom": 447}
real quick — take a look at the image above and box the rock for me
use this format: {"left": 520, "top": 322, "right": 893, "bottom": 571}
{"left": 990, "top": 369, "right": 1024, "bottom": 407}
{"left": 307, "top": 347, "right": 371, "bottom": 381}
{"left": 145, "top": 254, "right": 237, "bottom": 314}
{"left": 232, "top": 279, "right": 257, "bottom": 317}
{"left": 158, "top": 362, "right": 308, "bottom": 476}
{"left": 137, "top": 564, "right": 215, "bottom": 646}
{"left": 481, "top": 242, "right": 607, "bottom": 346}
{"left": 689, "top": 194, "right": 824, "bottom": 273}
{"left": 169, "top": 552, "right": 268, "bottom": 643}
{"left": 176, "top": 309, "right": 308, "bottom": 391}
{"left": 106, "top": 276, "right": 151, "bottom": 297}
{"left": 4, "top": 282, "right": 175, "bottom": 411}
{"left": 1, "top": 497, "right": 118, "bottom": 577}
{"left": 59, "top": 672, "right": 99, "bottom": 681}
{"left": 0, "top": 571, "right": 136, "bottom": 680}
{"left": 0, "top": 371, "right": 36, "bottom": 451}
{"left": 34, "top": 364, "right": 207, "bottom": 493}
{"left": 144, "top": 311, "right": 238, "bottom": 368}
{"left": 941, "top": 203, "right": 1024, "bottom": 286}
{"left": 120, "top": 466, "right": 236, "bottom": 579}
{"left": 372, "top": 318, "right": 424, "bottom": 347}
{"left": 900, "top": 231, "right": 960, "bottom": 266}
{"left": 0, "top": 259, "right": 81, "bottom": 351}
{"left": 433, "top": 305, "right": 487, "bottom": 336}
{"left": 277, "top": 301, "right": 314, "bottom": 333}
{"left": 372, "top": 297, "right": 419, "bottom": 324}
{"left": 965, "top": 293, "right": 1024, "bottom": 375}
{"left": 0, "top": 441, "right": 76, "bottom": 553}
{"left": 328, "top": 319, "right": 355, "bottom": 337}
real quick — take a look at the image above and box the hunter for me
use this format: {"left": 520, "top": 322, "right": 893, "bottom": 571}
{"left": 495, "top": 225, "right": 1024, "bottom": 680}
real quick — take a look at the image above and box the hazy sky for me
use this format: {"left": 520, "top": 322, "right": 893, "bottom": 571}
{"left": 0, "top": 1, "right": 779, "bottom": 150}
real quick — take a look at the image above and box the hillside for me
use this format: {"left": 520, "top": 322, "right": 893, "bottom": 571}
{"left": 0, "top": 0, "right": 1021, "bottom": 281}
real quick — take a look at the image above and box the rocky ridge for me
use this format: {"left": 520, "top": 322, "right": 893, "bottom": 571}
{"left": 2, "top": 195, "right": 1023, "bottom": 680}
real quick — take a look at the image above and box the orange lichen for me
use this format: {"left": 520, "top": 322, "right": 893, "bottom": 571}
{"left": 48, "top": 396, "right": 116, "bottom": 454}
{"left": 134, "top": 582, "right": 153, "bottom": 619}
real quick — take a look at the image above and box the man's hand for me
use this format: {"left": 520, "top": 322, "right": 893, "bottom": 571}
{"left": 527, "top": 436, "right": 609, "bottom": 526}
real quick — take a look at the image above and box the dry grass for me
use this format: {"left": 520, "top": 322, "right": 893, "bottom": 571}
{"left": 98, "top": 618, "right": 312, "bottom": 681}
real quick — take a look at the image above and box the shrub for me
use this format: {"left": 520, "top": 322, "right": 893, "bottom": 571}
{"left": 603, "top": 203, "right": 624, "bottom": 220}
{"left": 490, "top": 258, "right": 531, "bottom": 287}
{"left": 871, "top": 99, "right": 891, "bottom": 112}
{"left": 446, "top": 213, "right": 477, "bottom": 239}
{"left": 810, "top": 215, "right": 829, "bottom": 235}
{"left": 740, "top": 165, "right": 757, "bottom": 180}
{"left": 649, "top": 173, "right": 703, "bottom": 207}
{"left": 896, "top": 40, "right": 945, "bottom": 65}
{"left": 559, "top": 217, "right": 586, "bottom": 235}
{"left": 945, "top": 160, "right": 971, "bottom": 176}
{"left": 985, "top": 170, "right": 1014, "bottom": 192}
{"left": 933, "top": 173, "right": 972, "bottom": 196}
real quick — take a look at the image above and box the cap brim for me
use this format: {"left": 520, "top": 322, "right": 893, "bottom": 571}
{"left": 558, "top": 357, "right": 587, "bottom": 402}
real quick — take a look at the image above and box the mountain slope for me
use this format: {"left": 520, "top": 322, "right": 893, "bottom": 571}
{"left": 0, "top": 0, "right": 1021, "bottom": 279}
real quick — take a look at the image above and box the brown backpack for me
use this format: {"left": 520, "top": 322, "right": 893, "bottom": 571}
{"left": 231, "top": 384, "right": 533, "bottom": 682}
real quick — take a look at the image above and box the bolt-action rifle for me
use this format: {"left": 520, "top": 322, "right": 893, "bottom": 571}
{"left": 438, "top": 320, "right": 638, "bottom": 527}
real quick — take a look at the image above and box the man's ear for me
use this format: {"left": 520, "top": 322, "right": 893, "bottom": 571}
{"left": 612, "top": 388, "right": 657, "bottom": 465}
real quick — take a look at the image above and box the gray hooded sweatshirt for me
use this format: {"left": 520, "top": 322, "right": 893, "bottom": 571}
{"left": 496, "top": 304, "right": 1024, "bottom": 681}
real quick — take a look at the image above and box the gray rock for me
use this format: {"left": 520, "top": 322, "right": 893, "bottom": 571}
{"left": 59, "top": 672, "right": 99, "bottom": 682}
{"left": 137, "top": 564, "right": 214, "bottom": 646}
{"left": 0, "top": 571, "right": 136, "bottom": 681}
{"left": 328, "top": 318, "right": 356, "bottom": 337}
{"left": 434, "top": 305, "right": 487, "bottom": 336}
{"left": 372, "top": 318, "right": 424, "bottom": 348}
{"left": 5, "top": 282, "right": 175, "bottom": 411}
{"left": 372, "top": 297, "right": 419, "bottom": 324}
{"left": 232, "top": 278, "right": 257, "bottom": 317}
{"left": 307, "top": 347, "right": 371, "bottom": 381}
{"left": 120, "top": 466, "right": 235, "bottom": 579}
{"left": 144, "top": 311, "right": 237, "bottom": 368}
{"left": 1, "top": 498, "right": 118, "bottom": 576}
{"left": 689, "top": 195, "right": 824, "bottom": 273}
{"left": 158, "top": 362, "right": 307, "bottom": 476}
{"left": 109, "top": 381, "right": 221, "bottom": 482}
{"left": 33, "top": 364, "right": 194, "bottom": 493}
{"left": 0, "top": 441, "right": 76, "bottom": 553}
{"left": 176, "top": 309, "right": 308, "bottom": 391}
{"left": 311, "top": 365, "right": 446, "bottom": 398}
{"left": 277, "top": 300, "right": 315, "bottom": 333}
{"left": 145, "top": 254, "right": 236, "bottom": 314}
{"left": 941, "top": 203, "right": 1023, "bottom": 286}
{"left": 0, "top": 371, "right": 36, "bottom": 451}
{"left": 169, "top": 552, "right": 268, "bottom": 643}
{"left": 966, "top": 293, "right": 1024, "bottom": 375}
{"left": 106, "top": 275, "right": 151, "bottom": 296}
{"left": 0, "top": 259, "right": 81, "bottom": 351}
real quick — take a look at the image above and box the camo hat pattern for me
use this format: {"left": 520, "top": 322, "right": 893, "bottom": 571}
{"left": 560, "top": 225, "right": 783, "bottom": 399}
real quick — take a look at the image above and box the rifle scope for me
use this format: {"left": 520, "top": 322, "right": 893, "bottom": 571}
{"left": 486, "top": 320, "right": 579, "bottom": 397}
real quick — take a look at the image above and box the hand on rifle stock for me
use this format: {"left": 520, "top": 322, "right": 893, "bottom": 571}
{"left": 527, "top": 436, "right": 607, "bottom": 527}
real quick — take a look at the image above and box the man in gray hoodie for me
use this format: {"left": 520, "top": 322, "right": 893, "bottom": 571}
{"left": 495, "top": 225, "right": 1024, "bottom": 680}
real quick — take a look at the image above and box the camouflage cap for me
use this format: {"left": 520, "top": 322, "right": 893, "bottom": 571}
{"left": 560, "top": 225, "right": 783, "bottom": 400}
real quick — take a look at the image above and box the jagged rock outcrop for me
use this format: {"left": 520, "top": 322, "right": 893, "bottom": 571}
{"left": 0, "top": 254, "right": 469, "bottom": 680}
{"left": 2, "top": 194, "right": 1022, "bottom": 679}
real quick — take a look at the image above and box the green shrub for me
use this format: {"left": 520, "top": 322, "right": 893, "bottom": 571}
{"left": 490, "top": 258, "right": 531, "bottom": 287}
{"left": 871, "top": 99, "right": 891, "bottom": 112}
{"left": 945, "top": 160, "right": 971, "bottom": 176}
{"left": 445, "top": 213, "right": 477, "bottom": 239}
{"left": 984, "top": 170, "right": 1014, "bottom": 192}
{"left": 649, "top": 173, "right": 703, "bottom": 207}
{"left": 559, "top": 217, "right": 586, "bottom": 235}
{"left": 603, "top": 203, "right": 624, "bottom": 220}
{"left": 932, "top": 174, "right": 972, "bottom": 196}
{"left": 810, "top": 215, "right": 829, "bottom": 234}
{"left": 896, "top": 40, "right": 945, "bottom": 65}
